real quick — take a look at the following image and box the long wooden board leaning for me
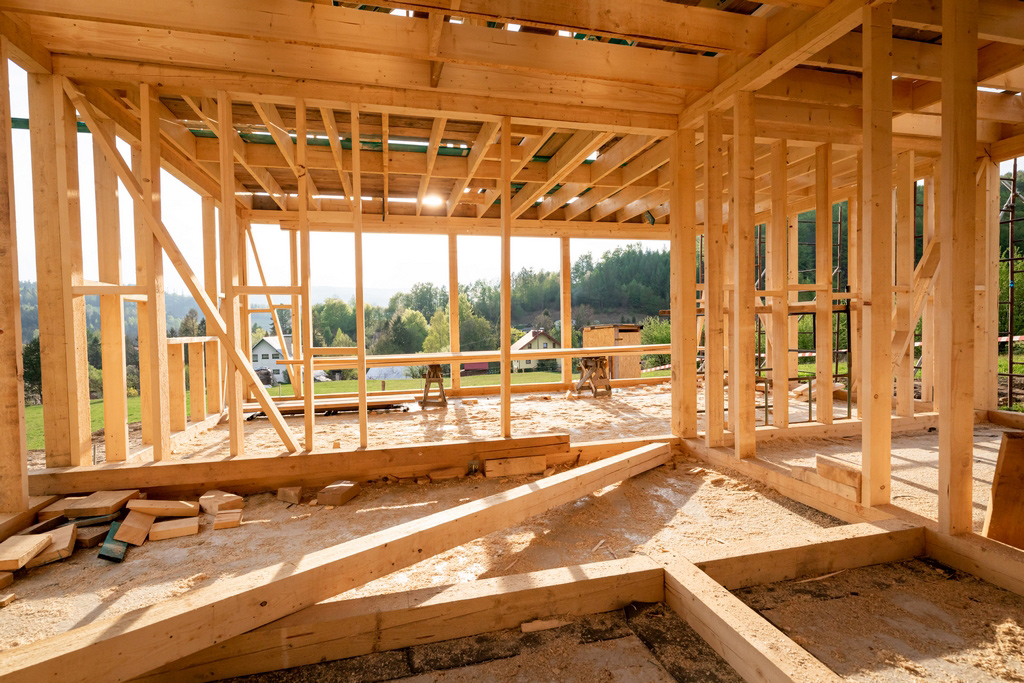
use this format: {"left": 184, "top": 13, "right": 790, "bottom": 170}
{"left": 0, "top": 442, "right": 670, "bottom": 683}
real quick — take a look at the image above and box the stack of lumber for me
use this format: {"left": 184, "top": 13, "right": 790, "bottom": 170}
{"left": 200, "top": 490, "right": 244, "bottom": 530}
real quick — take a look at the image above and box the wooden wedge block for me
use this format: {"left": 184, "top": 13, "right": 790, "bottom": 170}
{"left": 815, "top": 455, "right": 863, "bottom": 489}
{"left": 0, "top": 572, "right": 12, "bottom": 590}
{"left": 0, "top": 534, "right": 53, "bottom": 571}
{"left": 277, "top": 487, "right": 302, "bottom": 505}
{"left": 483, "top": 455, "right": 547, "bottom": 478}
{"left": 791, "top": 465, "right": 860, "bottom": 502}
{"left": 114, "top": 511, "right": 156, "bottom": 546}
{"left": 213, "top": 509, "right": 242, "bottom": 530}
{"left": 316, "top": 481, "right": 360, "bottom": 507}
{"left": 75, "top": 525, "right": 110, "bottom": 549}
{"left": 37, "top": 497, "right": 86, "bottom": 522}
{"left": 199, "top": 490, "right": 243, "bottom": 515}
{"left": 0, "top": 593, "right": 14, "bottom": 607}
{"left": 149, "top": 517, "right": 200, "bottom": 541}
{"left": 16, "top": 515, "right": 67, "bottom": 536}
{"left": 25, "top": 525, "right": 78, "bottom": 569}
{"left": 64, "top": 490, "right": 140, "bottom": 518}
{"left": 98, "top": 522, "right": 130, "bottom": 563}
{"left": 428, "top": 467, "right": 464, "bottom": 482}
{"left": 984, "top": 432, "right": 1024, "bottom": 549}
{"left": 127, "top": 500, "right": 200, "bottom": 518}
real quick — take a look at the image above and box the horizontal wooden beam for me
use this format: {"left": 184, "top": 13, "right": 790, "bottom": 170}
{"left": 1, "top": 442, "right": 670, "bottom": 683}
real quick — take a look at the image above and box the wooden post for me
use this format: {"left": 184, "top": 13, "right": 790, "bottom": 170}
{"left": 975, "top": 160, "right": 999, "bottom": 412}
{"left": 349, "top": 104, "right": 369, "bottom": 449}
{"left": 218, "top": 92, "right": 244, "bottom": 456}
{"left": 894, "top": 150, "right": 915, "bottom": 417}
{"left": 560, "top": 236, "right": 572, "bottom": 386}
{"left": 815, "top": 142, "right": 834, "bottom": 425}
{"left": 0, "top": 38, "right": 28, "bottom": 512}
{"left": 731, "top": 92, "right": 756, "bottom": 458}
{"left": 787, "top": 214, "right": 800, "bottom": 383}
{"left": 189, "top": 342, "right": 205, "bottom": 423}
{"left": 297, "top": 102, "right": 315, "bottom": 450}
{"left": 671, "top": 128, "right": 698, "bottom": 439}
{"left": 202, "top": 197, "right": 222, "bottom": 413}
{"left": 168, "top": 344, "right": 186, "bottom": 432}
{"left": 448, "top": 234, "right": 461, "bottom": 392}
{"left": 849, "top": 157, "right": 863, "bottom": 415}
{"left": 290, "top": 229, "right": 302, "bottom": 398}
{"left": 239, "top": 218, "right": 252, "bottom": 403}
{"left": 920, "top": 173, "right": 936, "bottom": 404}
{"left": 937, "top": 0, "right": 977, "bottom": 536}
{"left": 860, "top": 3, "right": 894, "bottom": 507}
{"left": 770, "top": 140, "right": 789, "bottom": 429}
{"left": 500, "top": 116, "right": 512, "bottom": 438}
{"left": 28, "top": 74, "right": 90, "bottom": 467}
{"left": 94, "top": 117, "right": 128, "bottom": 462}
{"left": 704, "top": 110, "right": 726, "bottom": 448}
{"left": 132, "top": 144, "right": 152, "bottom": 445}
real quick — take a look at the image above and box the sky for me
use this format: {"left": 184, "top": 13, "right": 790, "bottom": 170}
{"left": 6, "top": 62, "right": 667, "bottom": 300}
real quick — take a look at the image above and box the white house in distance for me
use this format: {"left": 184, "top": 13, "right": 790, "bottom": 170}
{"left": 511, "top": 329, "right": 560, "bottom": 372}
{"left": 251, "top": 335, "right": 291, "bottom": 383}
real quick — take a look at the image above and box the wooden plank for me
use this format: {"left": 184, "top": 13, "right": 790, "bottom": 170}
{"left": 218, "top": 92, "right": 244, "bottom": 456}
{"left": 202, "top": 197, "right": 222, "bottom": 415}
{"left": 316, "top": 481, "right": 360, "bottom": 506}
{"left": 0, "top": 496, "right": 61, "bottom": 542}
{"left": 791, "top": 465, "right": 859, "bottom": 502}
{"left": 24, "top": 524, "right": 76, "bottom": 568}
{"left": 136, "top": 557, "right": 664, "bottom": 683}
{"left": 860, "top": 4, "right": 894, "bottom": 507}
{"left": 0, "top": 571, "right": 11, "bottom": 590}
{"left": 814, "top": 142, "right": 834, "bottom": 426}
{"left": 769, "top": 140, "right": 790, "bottom": 429}
{"left": 449, "top": 233, "right": 461, "bottom": 391}
{"left": 560, "top": 236, "right": 571, "bottom": 386}
{"left": 298, "top": 103, "right": 314, "bottom": 449}
{"left": 894, "top": 150, "right": 915, "bottom": 417}
{"left": 664, "top": 555, "right": 844, "bottom": 683}
{"left": 30, "top": 434, "right": 570, "bottom": 497}
{"left": 204, "top": 341, "right": 221, "bottom": 417}
{"left": 500, "top": 115, "right": 512, "bottom": 438}
{"left": 188, "top": 342, "right": 206, "bottom": 423}
{"left": 0, "top": 534, "right": 52, "bottom": 570}
{"left": 127, "top": 500, "right": 200, "bottom": 517}
{"left": 923, "top": 526, "right": 1024, "bottom": 598}
{"left": 816, "top": 455, "right": 862, "bottom": 489}
{"left": 198, "top": 490, "right": 243, "bottom": 515}
{"left": 482, "top": 455, "right": 547, "bottom": 478}
{"left": 0, "top": 443, "right": 669, "bottom": 683}
{"left": 732, "top": 92, "right": 756, "bottom": 458}
{"left": 75, "top": 525, "right": 109, "bottom": 549}
{"left": 349, "top": 104, "right": 369, "bottom": 449}
{"left": 937, "top": 0, "right": 977, "bottom": 537}
{"left": 693, "top": 519, "right": 925, "bottom": 590}
{"left": 975, "top": 160, "right": 999, "bottom": 411}
{"left": 149, "top": 517, "right": 200, "bottom": 542}
{"left": 97, "top": 520, "right": 128, "bottom": 563}
{"left": 213, "top": 509, "right": 243, "bottom": 530}
{"left": 704, "top": 110, "right": 726, "bottom": 448}
{"left": 671, "top": 128, "right": 698, "bottom": 439}
{"left": 38, "top": 496, "right": 84, "bottom": 521}
{"left": 113, "top": 511, "right": 155, "bottom": 546}
{"left": 982, "top": 432, "right": 1024, "bottom": 549}
{"left": 0, "top": 38, "right": 27, "bottom": 511}
{"left": 64, "top": 490, "right": 140, "bottom": 518}
{"left": 167, "top": 344, "right": 186, "bottom": 432}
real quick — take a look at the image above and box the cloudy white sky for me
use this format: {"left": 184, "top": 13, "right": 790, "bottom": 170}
{"left": 6, "top": 62, "right": 667, "bottom": 300}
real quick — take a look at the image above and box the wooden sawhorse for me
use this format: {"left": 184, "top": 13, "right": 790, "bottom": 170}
{"left": 575, "top": 356, "right": 612, "bottom": 397}
{"left": 420, "top": 363, "right": 448, "bottom": 407}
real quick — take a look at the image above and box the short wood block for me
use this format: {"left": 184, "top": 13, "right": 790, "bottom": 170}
{"left": 213, "top": 509, "right": 243, "bottom": 530}
{"left": 127, "top": 500, "right": 201, "bottom": 517}
{"left": 0, "top": 534, "right": 53, "bottom": 571}
{"left": 483, "top": 455, "right": 547, "bottom": 478}
{"left": 815, "top": 455, "right": 863, "bottom": 489}
{"left": 98, "top": 521, "right": 129, "bottom": 563}
{"left": 199, "top": 490, "right": 244, "bottom": 515}
{"left": 149, "top": 517, "right": 200, "bottom": 541}
{"left": 64, "top": 490, "right": 140, "bottom": 518}
{"left": 0, "top": 572, "right": 12, "bottom": 589}
{"left": 277, "top": 487, "right": 302, "bottom": 505}
{"left": 428, "top": 467, "right": 464, "bottom": 482}
{"left": 114, "top": 511, "right": 156, "bottom": 546}
{"left": 0, "top": 593, "right": 14, "bottom": 607}
{"left": 317, "top": 481, "right": 360, "bottom": 507}
{"left": 75, "top": 525, "right": 110, "bottom": 549}
{"left": 984, "top": 432, "right": 1024, "bottom": 549}
{"left": 37, "top": 497, "right": 86, "bottom": 521}
{"left": 25, "top": 525, "right": 77, "bottom": 569}
{"left": 791, "top": 465, "right": 860, "bottom": 502}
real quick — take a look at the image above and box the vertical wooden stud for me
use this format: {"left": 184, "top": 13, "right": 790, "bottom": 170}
{"left": 731, "top": 93, "right": 756, "bottom": 457}
{"left": 449, "top": 233, "right": 461, "bottom": 392}
{"left": 704, "top": 110, "right": 726, "bottom": 448}
{"left": 202, "top": 197, "right": 222, "bottom": 413}
{"left": 894, "top": 150, "right": 915, "bottom": 417}
{"left": 500, "top": 116, "right": 512, "bottom": 438}
{"left": 132, "top": 145, "right": 152, "bottom": 446}
{"left": 920, "top": 173, "right": 936, "bottom": 404}
{"left": 168, "top": 344, "right": 186, "bottom": 432}
{"left": 189, "top": 342, "right": 205, "bottom": 423}
{"left": 204, "top": 340, "right": 220, "bottom": 416}
{"left": 218, "top": 92, "right": 244, "bottom": 456}
{"left": 815, "top": 142, "right": 834, "bottom": 425}
{"left": 770, "top": 140, "right": 789, "bottom": 429}
{"left": 349, "top": 104, "right": 369, "bottom": 449}
{"left": 560, "top": 236, "right": 572, "bottom": 386}
{"left": 975, "top": 160, "right": 999, "bottom": 412}
{"left": 671, "top": 128, "right": 698, "bottom": 439}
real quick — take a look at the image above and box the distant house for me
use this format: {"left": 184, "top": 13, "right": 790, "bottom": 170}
{"left": 251, "top": 335, "right": 292, "bottom": 385}
{"left": 511, "top": 329, "right": 560, "bottom": 372}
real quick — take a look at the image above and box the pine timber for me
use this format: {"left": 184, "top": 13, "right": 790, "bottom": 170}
{"left": 0, "top": 442, "right": 670, "bottom": 683}
{"left": 0, "top": 534, "right": 52, "bottom": 571}
{"left": 769, "top": 140, "right": 789, "bottom": 429}
{"left": 65, "top": 490, "right": 140, "bottom": 518}
{"left": 316, "top": 481, "right": 360, "bottom": 507}
{"left": 350, "top": 104, "right": 369, "bottom": 449}
{"left": 482, "top": 455, "right": 547, "bottom": 478}
{"left": 126, "top": 500, "right": 200, "bottom": 517}
{"left": 449, "top": 233, "right": 461, "bottom": 391}
{"left": 0, "top": 496, "right": 61, "bottom": 542}
{"left": 136, "top": 557, "right": 665, "bottom": 683}
{"left": 198, "top": 490, "right": 243, "bottom": 515}
{"left": 731, "top": 92, "right": 756, "bottom": 458}
{"left": 213, "top": 509, "right": 242, "bottom": 530}
{"left": 704, "top": 110, "right": 726, "bottom": 448}
{"left": 982, "top": 432, "right": 1024, "bottom": 549}
{"left": 499, "top": 115, "right": 512, "bottom": 438}
{"left": 148, "top": 517, "right": 200, "bottom": 541}
{"left": 24, "top": 523, "right": 76, "bottom": 568}
{"left": 814, "top": 142, "right": 834, "bottom": 425}
{"left": 559, "top": 235, "right": 571, "bottom": 386}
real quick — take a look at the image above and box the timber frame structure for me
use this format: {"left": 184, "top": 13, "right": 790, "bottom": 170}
{"left": 1, "top": 1, "right": 1024, "bottom": 681}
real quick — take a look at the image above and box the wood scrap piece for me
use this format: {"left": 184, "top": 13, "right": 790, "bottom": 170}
{"left": 277, "top": 487, "right": 302, "bottom": 505}
{"left": 790, "top": 465, "right": 860, "bottom": 502}
{"left": 25, "top": 525, "right": 78, "bottom": 569}
{"left": 983, "top": 432, "right": 1024, "bottom": 549}
{"left": 815, "top": 455, "right": 863, "bottom": 489}
{"left": 461, "top": 398, "right": 478, "bottom": 405}
{"left": 427, "top": 467, "right": 464, "bottom": 482}
{"left": 149, "top": 517, "right": 200, "bottom": 541}
{"left": 64, "top": 490, "right": 140, "bottom": 518}
{"left": 199, "top": 490, "right": 243, "bottom": 515}
{"left": 16, "top": 515, "right": 67, "bottom": 536}
{"left": 317, "top": 481, "right": 360, "bottom": 506}
{"left": 75, "top": 526, "right": 110, "bottom": 549}
{"left": 0, "top": 593, "right": 14, "bottom": 607}
{"left": 520, "top": 618, "right": 567, "bottom": 633}
{"left": 38, "top": 497, "right": 86, "bottom": 521}
{"left": 69, "top": 512, "right": 120, "bottom": 527}
{"left": 0, "top": 572, "right": 11, "bottom": 590}
{"left": 0, "top": 444, "right": 670, "bottom": 682}
{"left": 113, "top": 511, "right": 156, "bottom": 546}
{"left": 213, "top": 509, "right": 242, "bottom": 530}
{"left": 0, "top": 534, "right": 53, "bottom": 571}
{"left": 97, "top": 521, "right": 129, "bottom": 563}
{"left": 127, "top": 500, "right": 200, "bottom": 517}
{"left": 0, "top": 496, "right": 62, "bottom": 542}
{"left": 483, "top": 455, "right": 547, "bottom": 478}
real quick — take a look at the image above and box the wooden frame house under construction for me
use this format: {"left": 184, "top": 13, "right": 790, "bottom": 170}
{"left": 1, "top": 0, "right": 1024, "bottom": 681}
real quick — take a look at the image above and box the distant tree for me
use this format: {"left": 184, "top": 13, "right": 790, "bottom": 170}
{"left": 456, "top": 294, "right": 496, "bottom": 352}
{"left": 532, "top": 308, "right": 555, "bottom": 332}
{"left": 509, "top": 326, "right": 525, "bottom": 345}
{"left": 178, "top": 308, "right": 200, "bottom": 337}
{"left": 22, "top": 337, "right": 41, "bottom": 403}
{"left": 86, "top": 329, "right": 103, "bottom": 369}
{"left": 331, "top": 329, "right": 356, "bottom": 347}
{"left": 639, "top": 315, "right": 670, "bottom": 367}
{"left": 571, "top": 253, "right": 594, "bottom": 284}
{"left": 275, "top": 308, "right": 292, "bottom": 335}
{"left": 370, "top": 308, "right": 429, "bottom": 355}
{"left": 422, "top": 307, "right": 450, "bottom": 353}
{"left": 251, "top": 323, "right": 266, "bottom": 347}
{"left": 574, "top": 304, "right": 595, "bottom": 329}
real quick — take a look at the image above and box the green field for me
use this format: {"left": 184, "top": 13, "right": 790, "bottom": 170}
{"left": 23, "top": 369, "right": 673, "bottom": 450}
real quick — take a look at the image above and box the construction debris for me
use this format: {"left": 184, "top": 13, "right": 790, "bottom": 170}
{"left": 64, "top": 490, "right": 140, "bottom": 518}
{"left": 199, "top": 490, "right": 243, "bottom": 515}
{"left": 150, "top": 517, "right": 200, "bottom": 541}
{"left": 74, "top": 526, "right": 109, "bottom": 549}
{"left": 277, "top": 487, "right": 303, "bottom": 505}
{"left": 114, "top": 511, "right": 156, "bottom": 546}
{"left": 126, "top": 500, "right": 201, "bottom": 517}
{"left": 25, "top": 525, "right": 77, "bottom": 569}
{"left": 317, "top": 481, "right": 361, "bottom": 506}
{"left": 0, "top": 593, "right": 15, "bottom": 608}
{"left": 213, "top": 509, "right": 243, "bottom": 530}
{"left": 0, "top": 534, "right": 52, "bottom": 571}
